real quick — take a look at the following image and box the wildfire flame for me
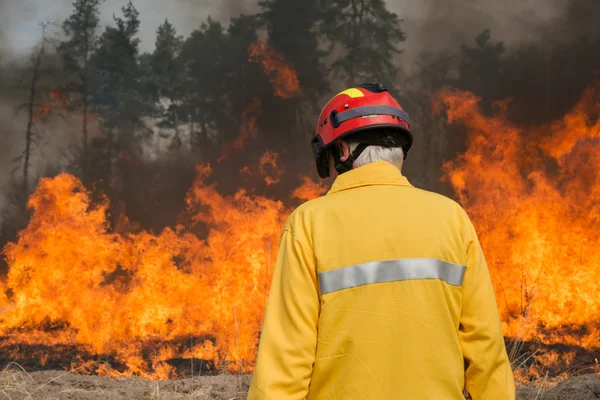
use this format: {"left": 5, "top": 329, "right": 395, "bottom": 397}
{"left": 291, "top": 176, "right": 328, "bottom": 201}
{"left": 0, "top": 165, "right": 292, "bottom": 378}
{"left": 241, "top": 151, "right": 286, "bottom": 186}
{"left": 259, "top": 150, "right": 284, "bottom": 185}
{"left": 219, "top": 42, "right": 300, "bottom": 161}
{"left": 435, "top": 83, "right": 600, "bottom": 349}
{"left": 34, "top": 90, "right": 69, "bottom": 119}
{"left": 248, "top": 40, "right": 301, "bottom": 100}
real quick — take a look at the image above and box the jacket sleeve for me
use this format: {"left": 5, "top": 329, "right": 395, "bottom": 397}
{"left": 459, "top": 215, "right": 516, "bottom": 400}
{"left": 247, "top": 228, "right": 319, "bottom": 400}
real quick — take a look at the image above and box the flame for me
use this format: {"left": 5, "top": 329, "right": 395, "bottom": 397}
{"left": 249, "top": 40, "right": 301, "bottom": 99}
{"left": 34, "top": 90, "right": 69, "bottom": 119}
{"left": 1, "top": 164, "right": 293, "bottom": 378}
{"left": 291, "top": 176, "right": 328, "bottom": 201}
{"left": 240, "top": 151, "right": 285, "bottom": 185}
{"left": 435, "top": 83, "right": 600, "bottom": 349}
{"left": 259, "top": 151, "right": 284, "bottom": 185}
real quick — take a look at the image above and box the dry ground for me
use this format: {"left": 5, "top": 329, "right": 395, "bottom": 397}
{"left": 0, "top": 368, "right": 250, "bottom": 400}
{"left": 0, "top": 368, "right": 599, "bottom": 399}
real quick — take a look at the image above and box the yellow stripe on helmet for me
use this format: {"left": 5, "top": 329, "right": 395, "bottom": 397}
{"left": 336, "top": 88, "right": 364, "bottom": 98}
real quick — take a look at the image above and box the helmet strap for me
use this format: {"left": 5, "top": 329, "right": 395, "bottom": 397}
{"left": 332, "top": 143, "right": 369, "bottom": 175}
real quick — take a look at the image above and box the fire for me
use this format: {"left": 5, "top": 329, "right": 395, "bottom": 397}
{"left": 435, "top": 83, "right": 600, "bottom": 349}
{"left": 0, "top": 165, "right": 290, "bottom": 378}
{"left": 259, "top": 150, "right": 284, "bottom": 185}
{"left": 34, "top": 90, "right": 69, "bottom": 119}
{"left": 292, "top": 176, "right": 328, "bottom": 201}
{"left": 248, "top": 40, "right": 301, "bottom": 99}
{"left": 241, "top": 151, "right": 285, "bottom": 185}
{"left": 219, "top": 41, "right": 301, "bottom": 161}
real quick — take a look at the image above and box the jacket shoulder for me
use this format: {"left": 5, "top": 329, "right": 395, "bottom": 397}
{"left": 410, "top": 186, "right": 466, "bottom": 211}
{"left": 284, "top": 196, "right": 325, "bottom": 229}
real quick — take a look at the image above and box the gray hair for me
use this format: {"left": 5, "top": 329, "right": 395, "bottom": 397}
{"left": 347, "top": 142, "right": 404, "bottom": 171}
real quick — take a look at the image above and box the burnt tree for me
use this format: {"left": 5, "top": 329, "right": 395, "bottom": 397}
{"left": 58, "top": 0, "right": 103, "bottom": 182}
{"left": 15, "top": 24, "right": 57, "bottom": 202}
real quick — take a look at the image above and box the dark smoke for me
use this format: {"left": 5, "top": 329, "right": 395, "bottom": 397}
{"left": 388, "top": 0, "right": 600, "bottom": 72}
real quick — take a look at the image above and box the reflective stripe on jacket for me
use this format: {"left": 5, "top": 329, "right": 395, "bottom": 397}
{"left": 247, "top": 161, "right": 516, "bottom": 400}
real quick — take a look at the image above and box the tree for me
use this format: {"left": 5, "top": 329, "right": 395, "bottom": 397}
{"left": 150, "top": 20, "right": 184, "bottom": 150}
{"left": 21, "top": 39, "right": 46, "bottom": 201}
{"left": 15, "top": 24, "right": 62, "bottom": 202}
{"left": 458, "top": 29, "right": 507, "bottom": 100}
{"left": 91, "top": 1, "right": 152, "bottom": 170}
{"left": 260, "top": 0, "right": 328, "bottom": 99}
{"left": 259, "top": 0, "right": 328, "bottom": 150}
{"left": 179, "top": 17, "right": 247, "bottom": 154}
{"left": 320, "top": 0, "right": 406, "bottom": 86}
{"left": 58, "top": 0, "right": 103, "bottom": 182}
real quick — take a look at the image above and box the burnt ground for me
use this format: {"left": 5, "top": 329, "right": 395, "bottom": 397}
{"left": 0, "top": 369, "right": 599, "bottom": 399}
{"left": 3, "top": 337, "right": 600, "bottom": 379}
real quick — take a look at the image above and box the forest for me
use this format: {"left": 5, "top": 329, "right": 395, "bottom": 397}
{"left": 0, "top": 0, "right": 599, "bottom": 270}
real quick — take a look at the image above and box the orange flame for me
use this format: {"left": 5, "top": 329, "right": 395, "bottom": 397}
{"left": 249, "top": 40, "right": 301, "bottom": 99}
{"left": 34, "top": 90, "right": 69, "bottom": 119}
{"left": 259, "top": 150, "right": 284, "bottom": 185}
{"left": 291, "top": 176, "right": 328, "bottom": 201}
{"left": 240, "top": 150, "right": 285, "bottom": 185}
{"left": 435, "top": 83, "right": 600, "bottom": 349}
{"left": 1, "top": 165, "right": 295, "bottom": 378}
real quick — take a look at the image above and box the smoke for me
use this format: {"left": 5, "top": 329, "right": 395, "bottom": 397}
{"left": 106, "top": 0, "right": 260, "bottom": 51}
{"left": 168, "top": 0, "right": 260, "bottom": 34}
{"left": 387, "top": 0, "right": 600, "bottom": 74}
{"left": 0, "top": 0, "right": 8, "bottom": 59}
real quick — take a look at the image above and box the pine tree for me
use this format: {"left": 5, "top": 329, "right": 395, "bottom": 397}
{"left": 15, "top": 23, "right": 60, "bottom": 202}
{"left": 259, "top": 0, "right": 328, "bottom": 151}
{"left": 150, "top": 20, "right": 184, "bottom": 150}
{"left": 321, "top": 0, "right": 406, "bottom": 86}
{"left": 260, "top": 0, "right": 327, "bottom": 98}
{"left": 58, "top": 0, "right": 102, "bottom": 181}
{"left": 458, "top": 29, "right": 506, "bottom": 100}
{"left": 91, "top": 1, "right": 150, "bottom": 167}
{"left": 179, "top": 18, "right": 231, "bottom": 153}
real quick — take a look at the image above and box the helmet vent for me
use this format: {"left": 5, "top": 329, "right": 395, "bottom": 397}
{"left": 358, "top": 83, "right": 388, "bottom": 93}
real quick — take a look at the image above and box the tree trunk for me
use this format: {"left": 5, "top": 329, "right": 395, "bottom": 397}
{"left": 23, "top": 41, "right": 45, "bottom": 203}
{"left": 82, "top": 8, "right": 90, "bottom": 182}
{"left": 348, "top": 0, "right": 365, "bottom": 86}
{"left": 106, "top": 122, "right": 114, "bottom": 176}
{"left": 172, "top": 97, "right": 180, "bottom": 142}
{"left": 349, "top": 0, "right": 358, "bottom": 86}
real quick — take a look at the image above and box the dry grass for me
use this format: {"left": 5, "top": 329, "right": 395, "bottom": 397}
{"left": 3, "top": 360, "right": 598, "bottom": 400}
{"left": 0, "top": 363, "right": 250, "bottom": 400}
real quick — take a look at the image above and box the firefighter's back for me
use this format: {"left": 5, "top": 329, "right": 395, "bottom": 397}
{"left": 292, "top": 162, "right": 470, "bottom": 399}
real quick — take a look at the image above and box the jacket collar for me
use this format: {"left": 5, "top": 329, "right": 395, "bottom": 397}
{"left": 327, "top": 161, "right": 413, "bottom": 195}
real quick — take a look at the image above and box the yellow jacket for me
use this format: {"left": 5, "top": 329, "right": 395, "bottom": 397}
{"left": 248, "top": 161, "right": 515, "bottom": 400}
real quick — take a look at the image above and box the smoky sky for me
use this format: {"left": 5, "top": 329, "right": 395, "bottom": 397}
{"left": 0, "top": 0, "right": 260, "bottom": 59}
{"left": 389, "top": 0, "right": 600, "bottom": 74}
{"left": 2, "top": 0, "right": 598, "bottom": 69}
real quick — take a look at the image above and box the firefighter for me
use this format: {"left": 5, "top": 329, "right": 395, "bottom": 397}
{"left": 247, "top": 83, "right": 516, "bottom": 399}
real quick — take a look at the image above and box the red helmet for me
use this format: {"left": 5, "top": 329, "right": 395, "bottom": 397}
{"left": 311, "top": 83, "right": 412, "bottom": 178}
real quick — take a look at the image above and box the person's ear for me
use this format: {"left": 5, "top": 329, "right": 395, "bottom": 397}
{"left": 338, "top": 140, "right": 350, "bottom": 162}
